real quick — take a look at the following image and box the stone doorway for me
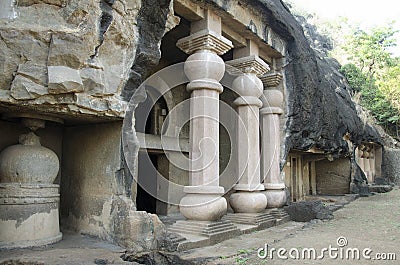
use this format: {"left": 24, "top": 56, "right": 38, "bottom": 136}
{"left": 134, "top": 89, "right": 171, "bottom": 215}
{"left": 290, "top": 155, "right": 301, "bottom": 202}
{"left": 132, "top": 18, "right": 191, "bottom": 217}
{"left": 284, "top": 153, "right": 318, "bottom": 202}
{"left": 136, "top": 151, "right": 169, "bottom": 215}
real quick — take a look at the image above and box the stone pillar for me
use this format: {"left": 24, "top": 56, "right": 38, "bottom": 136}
{"left": 226, "top": 40, "right": 269, "bottom": 213}
{"left": 0, "top": 116, "right": 62, "bottom": 249}
{"left": 369, "top": 147, "right": 376, "bottom": 183}
{"left": 363, "top": 148, "right": 371, "bottom": 183}
{"left": 260, "top": 71, "right": 286, "bottom": 208}
{"left": 176, "top": 10, "right": 233, "bottom": 221}
{"left": 357, "top": 147, "right": 365, "bottom": 172}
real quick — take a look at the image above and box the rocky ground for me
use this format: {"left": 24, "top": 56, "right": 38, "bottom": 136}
{"left": 1, "top": 187, "right": 399, "bottom": 265}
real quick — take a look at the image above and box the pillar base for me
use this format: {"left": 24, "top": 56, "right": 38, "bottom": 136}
{"left": 222, "top": 212, "right": 276, "bottom": 231}
{"left": 0, "top": 183, "right": 62, "bottom": 249}
{"left": 179, "top": 192, "right": 227, "bottom": 221}
{"left": 262, "top": 189, "right": 287, "bottom": 208}
{"left": 168, "top": 219, "right": 240, "bottom": 250}
{"left": 0, "top": 233, "right": 62, "bottom": 250}
{"left": 229, "top": 191, "right": 267, "bottom": 213}
{"left": 267, "top": 208, "right": 291, "bottom": 225}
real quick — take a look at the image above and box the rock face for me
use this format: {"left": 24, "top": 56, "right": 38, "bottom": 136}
{"left": 383, "top": 148, "right": 400, "bottom": 185}
{"left": 108, "top": 196, "right": 167, "bottom": 252}
{"left": 0, "top": 0, "right": 147, "bottom": 117}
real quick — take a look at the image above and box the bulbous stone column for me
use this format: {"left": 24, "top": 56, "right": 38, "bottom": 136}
{"left": 176, "top": 12, "right": 233, "bottom": 221}
{"left": 363, "top": 147, "right": 371, "bottom": 183}
{"left": 227, "top": 54, "right": 270, "bottom": 213}
{"left": 260, "top": 72, "right": 287, "bottom": 208}
{"left": 357, "top": 147, "right": 365, "bottom": 173}
{"left": 0, "top": 116, "right": 62, "bottom": 249}
{"left": 369, "top": 148, "right": 375, "bottom": 183}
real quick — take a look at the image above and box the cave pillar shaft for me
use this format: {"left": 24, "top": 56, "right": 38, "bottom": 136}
{"left": 369, "top": 147, "right": 376, "bottom": 182}
{"left": 363, "top": 149, "right": 371, "bottom": 183}
{"left": 260, "top": 70, "right": 286, "bottom": 208}
{"left": 226, "top": 40, "right": 269, "bottom": 213}
{"left": 176, "top": 9, "right": 233, "bottom": 221}
{"left": 357, "top": 148, "right": 365, "bottom": 172}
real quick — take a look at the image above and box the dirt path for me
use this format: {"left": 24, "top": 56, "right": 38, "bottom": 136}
{"left": 181, "top": 187, "right": 400, "bottom": 265}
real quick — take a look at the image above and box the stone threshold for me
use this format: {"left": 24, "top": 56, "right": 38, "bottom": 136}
{"left": 164, "top": 209, "right": 291, "bottom": 251}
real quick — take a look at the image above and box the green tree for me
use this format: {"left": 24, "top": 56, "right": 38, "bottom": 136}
{"left": 338, "top": 23, "right": 400, "bottom": 137}
{"left": 343, "top": 23, "right": 398, "bottom": 78}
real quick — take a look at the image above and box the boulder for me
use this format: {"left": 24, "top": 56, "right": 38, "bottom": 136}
{"left": 285, "top": 201, "right": 334, "bottom": 222}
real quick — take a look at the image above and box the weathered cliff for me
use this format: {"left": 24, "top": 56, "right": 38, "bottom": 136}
{"left": 0, "top": 0, "right": 177, "bottom": 119}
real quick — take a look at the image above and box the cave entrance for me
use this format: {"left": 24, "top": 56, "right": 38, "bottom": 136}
{"left": 290, "top": 156, "right": 300, "bottom": 202}
{"left": 137, "top": 152, "right": 158, "bottom": 213}
{"left": 134, "top": 88, "right": 170, "bottom": 215}
{"left": 133, "top": 18, "right": 191, "bottom": 216}
{"left": 136, "top": 151, "right": 170, "bottom": 214}
{"left": 284, "top": 153, "right": 318, "bottom": 202}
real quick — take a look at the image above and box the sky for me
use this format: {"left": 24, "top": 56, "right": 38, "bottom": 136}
{"left": 290, "top": 0, "right": 400, "bottom": 55}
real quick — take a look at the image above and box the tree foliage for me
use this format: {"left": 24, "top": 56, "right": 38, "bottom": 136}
{"left": 338, "top": 23, "right": 400, "bottom": 137}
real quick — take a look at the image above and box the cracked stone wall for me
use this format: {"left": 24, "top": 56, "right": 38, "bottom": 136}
{"left": 315, "top": 158, "right": 351, "bottom": 195}
{"left": 0, "top": 0, "right": 141, "bottom": 117}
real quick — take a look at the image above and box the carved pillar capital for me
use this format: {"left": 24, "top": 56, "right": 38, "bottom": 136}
{"left": 260, "top": 73, "right": 284, "bottom": 114}
{"left": 177, "top": 29, "right": 233, "bottom": 55}
{"left": 261, "top": 72, "right": 283, "bottom": 88}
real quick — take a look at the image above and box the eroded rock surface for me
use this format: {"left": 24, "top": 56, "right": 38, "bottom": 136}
{"left": 0, "top": 0, "right": 154, "bottom": 117}
{"left": 285, "top": 201, "right": 334, "bottom": 222}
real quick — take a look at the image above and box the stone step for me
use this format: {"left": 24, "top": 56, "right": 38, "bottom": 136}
{"left": 169, "top": 226, "right": 235, "bottom": 236}
{"left": 167, "top": 233, "right": 187, "bottom": 244}
{"left": 270, "top": 209, "right": 290, "bottom": 218}
{"left": 169, "top": 221, "right": 239, "bottom": 236}
{"left": 227, "top": 215, "right": 275, "bottom": 223}
{"left": 173, "top": 219, "right": 233, "bottom": 228}
{"left": 268, "top": 209, "right": 291, "bottom": 225}
{"left": 225, "top": 217, "right": 274, "bottom": 225}
{"left": 369, "top": 185, "right": 393, "bottom": 193}
{"left": 168, "top": 219, "right": 241, "bottom": 248}
{"left": 170, "top": 222, "right": 235, "bottom": 232}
